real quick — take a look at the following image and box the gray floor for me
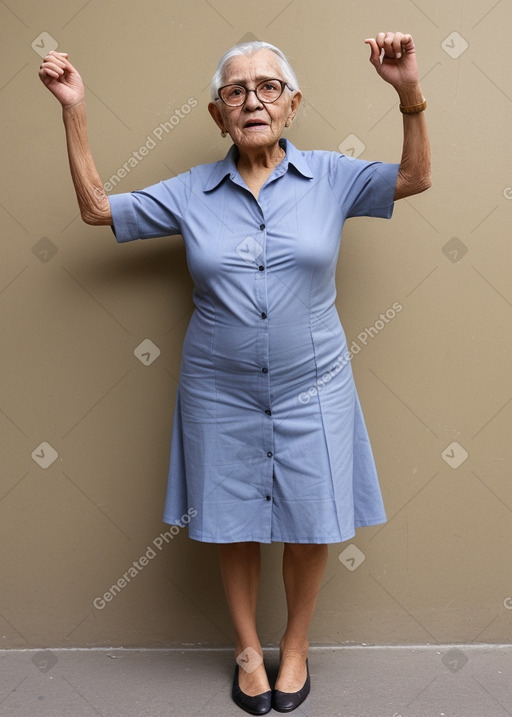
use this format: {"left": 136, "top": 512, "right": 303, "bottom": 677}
{"left": 1, "top": 645, "right": 512, "bottom": 717}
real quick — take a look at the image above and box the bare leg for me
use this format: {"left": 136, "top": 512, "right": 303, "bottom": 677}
{"left": 275, "top": 543, "right": 329, "bottom": 692}
{"left": 218, "top": 542, "right": 271, "bottom": 696}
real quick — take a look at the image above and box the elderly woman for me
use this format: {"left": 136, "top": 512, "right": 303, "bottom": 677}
{"left": 39, "top": 32, "right": 430, "bottom": 715}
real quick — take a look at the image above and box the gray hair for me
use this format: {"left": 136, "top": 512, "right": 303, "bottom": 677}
{"left": 210, "top": 41, "right": 300, "bottom": 102}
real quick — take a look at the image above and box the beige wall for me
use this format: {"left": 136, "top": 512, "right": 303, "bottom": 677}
{"left": 2, "top": 0, "right": 512, "bottom": 649}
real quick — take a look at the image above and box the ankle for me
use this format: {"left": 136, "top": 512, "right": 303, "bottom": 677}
{"left": 235, "top": 644, "right": 265, "bottom": 673}
{"left": 279, "top": 638, "right": 309, "bottom": 659}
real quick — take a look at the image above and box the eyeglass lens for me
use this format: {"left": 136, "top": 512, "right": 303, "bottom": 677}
{"left": 219, "top": 79, "right": 284, "bottom": 106}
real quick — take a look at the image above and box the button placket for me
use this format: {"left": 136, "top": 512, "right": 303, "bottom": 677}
{"left": 253, "top": 212, "right": 274, "bottom": 510}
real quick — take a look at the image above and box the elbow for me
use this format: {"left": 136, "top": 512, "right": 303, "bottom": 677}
{"left": 412, "top": 173, "right": 432, "bottom": 195}
{"left": 420, "top": 172, "right": 432, "bottom": 193}
{"left": 394, "top": 171, "right": 432, "bottom": 201}
{"left": 81, "top": 210, "right": 112, "bottom": 226}
{"left": 80, "top": 193, "right": 112, "bottom": 225}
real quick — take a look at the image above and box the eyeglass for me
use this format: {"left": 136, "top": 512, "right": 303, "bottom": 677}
{"left": 216, "top": 78, "right": 289, "bottom": 107}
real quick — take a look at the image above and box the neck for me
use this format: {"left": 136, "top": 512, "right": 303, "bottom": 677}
{"left": 236, "top": 141, "right": 285, "bottom": 173}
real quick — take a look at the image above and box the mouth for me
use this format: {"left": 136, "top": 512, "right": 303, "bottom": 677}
{"left": 243, "top": 120, "right": 268, "bottom": 129}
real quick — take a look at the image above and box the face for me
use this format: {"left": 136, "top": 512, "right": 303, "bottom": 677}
{"left": 208, "top": 49, "right": 302, "bottom": 151}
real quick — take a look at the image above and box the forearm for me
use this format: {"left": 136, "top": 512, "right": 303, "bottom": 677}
{"left": 62, "top": 101, "right": 112, "bottom": 225}
{"left": 394, "top": 83, "right": 431, "bottom": 200}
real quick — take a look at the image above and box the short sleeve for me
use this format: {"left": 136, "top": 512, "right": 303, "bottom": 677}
{"left": 330, "top": 154, "right": 400, "bottom": 220}
{"left": 108, "top": 171, "right": 191, "bottom": 243}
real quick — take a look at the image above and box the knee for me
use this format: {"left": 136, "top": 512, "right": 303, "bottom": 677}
{"left": 284, "top": 543, "right": 327, "bottom": 556}
{"left": 218, "top": 541, "right": 261, "bottom": 557}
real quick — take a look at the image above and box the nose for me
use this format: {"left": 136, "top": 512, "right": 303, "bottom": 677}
{"left": 243, "top": 88, "right": 263, "bottom": 110}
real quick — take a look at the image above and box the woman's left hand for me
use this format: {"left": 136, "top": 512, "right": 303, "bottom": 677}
{"left": 365, "top": 32, "right": 419, "bottom": 91}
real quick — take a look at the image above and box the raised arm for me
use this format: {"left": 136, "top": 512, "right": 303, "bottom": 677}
{"left": 38, "top": 51, "right": 112, "bottom": 225}
{"left": 365, "top": 32, "right": 431, "bottom": 201}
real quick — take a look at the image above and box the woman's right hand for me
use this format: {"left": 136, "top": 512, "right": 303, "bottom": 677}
{"left": 38, "top": 51, "right": 85, "bottom": 108}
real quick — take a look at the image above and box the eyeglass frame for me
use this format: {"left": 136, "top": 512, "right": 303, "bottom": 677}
{"left": 215, "top": 78, "right": 291, "bottom": 107}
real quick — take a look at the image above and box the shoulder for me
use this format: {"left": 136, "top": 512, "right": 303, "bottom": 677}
{"left": 151, "top": 159, "right": 219, "bottom": 200}
{"left": 158, "top": 158, "right": 218, "bottom": 184}
{"left": 285, "top": 140, "right": 359, "bottom": 179}
{"left": 159, "top": 152, "right": 234, "bottom": 195}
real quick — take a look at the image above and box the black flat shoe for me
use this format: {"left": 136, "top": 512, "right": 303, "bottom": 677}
{"left": 272, "top": 658, "right": 311, "bottom": 713}
{"left": 232, "top": 664, "right": 272, "bottom": 715}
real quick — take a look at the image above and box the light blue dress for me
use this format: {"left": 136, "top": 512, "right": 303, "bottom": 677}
{"left": 108, "top": 139, "right": 399, "bottom": 544}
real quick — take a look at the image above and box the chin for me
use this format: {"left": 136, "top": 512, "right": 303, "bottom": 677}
{"left": 238, "top": 131, "right": 276, "bottom": 147}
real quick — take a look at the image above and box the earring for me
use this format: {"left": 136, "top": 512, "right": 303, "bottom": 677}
{"left": 221, "top": 130, "right": 227, "bottom": 138}
{"left": 285, "top": 120, "right": 291, "bottom": 127}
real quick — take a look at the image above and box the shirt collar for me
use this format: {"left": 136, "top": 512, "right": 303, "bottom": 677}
{"left": 203, "top": 138, "right": 314, "bottom": 192}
